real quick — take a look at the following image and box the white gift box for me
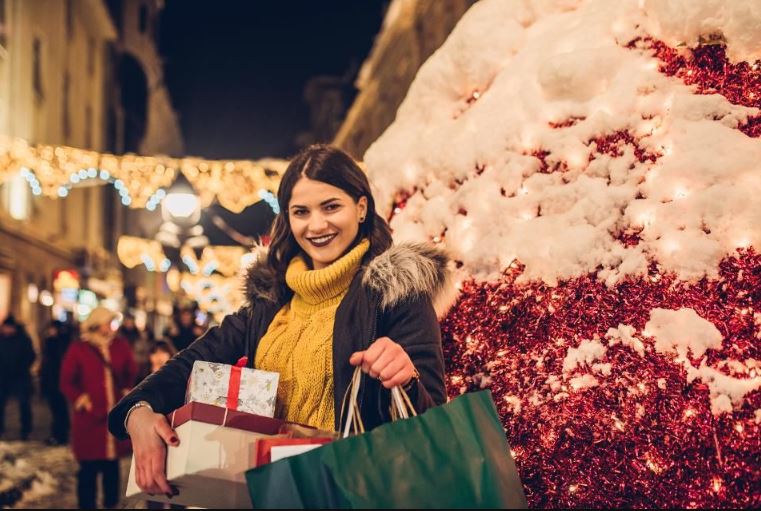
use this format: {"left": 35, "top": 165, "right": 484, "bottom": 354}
{"left": 126, "top": 401, "right": 286, "bottom": 509}
{"left": 186, "top": 360, "right": 279, "bottom": 417}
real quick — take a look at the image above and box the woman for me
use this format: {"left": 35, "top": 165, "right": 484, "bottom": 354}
{"left": 61, "top": 306, "right": 136, "bottom": 509}
{"left": 148, "top": 340, "right": 177, "bottom": 374}
{"left": 108, "top": 144, "right": 456, "bottom": 498}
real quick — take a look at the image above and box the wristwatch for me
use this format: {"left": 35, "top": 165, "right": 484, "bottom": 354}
{"left": 124, "top": 400, "right": 153, "bottom": 434}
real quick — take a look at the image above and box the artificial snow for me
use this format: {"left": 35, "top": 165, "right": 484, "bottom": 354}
{"left": 606, "top": 323, "right": 646, "bottom": 357}
{"left": 569, "top": 374, "right": 600, "bottom": 391}
{"left": 685, "top": 361, "right": 761, "bottom": 415}
{"left": 366, "top": 0, "right": 761, "bottom": 284}
{"left": 562, "top": 338, "right": 608, "bottom": 373}
{"left": 644, "top": 307, "right": 723, "bottom": 359}
{"left": 637, "top": 307, "right": 761, "bottom": 414}
{"left": 642, "top": 0, "right": 761, "bottom": 63}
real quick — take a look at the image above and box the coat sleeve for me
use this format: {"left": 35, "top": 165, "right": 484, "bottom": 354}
{"left": 21, "top": 333, "right": 36, "bottom": 369}
{"left": 380, "top": 294, "right": 447, "bottom": 414}
{"left": 60, "top": 344, "right": 84, "bottom": 404}
{"left": 107, "top": 305, "right": 252, "bottom": 440}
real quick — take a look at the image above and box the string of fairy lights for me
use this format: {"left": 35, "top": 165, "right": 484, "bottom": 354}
{"left": 0, "top": 135, "right": 288, "bottom": 213}
{"left": 0, "top": 136, "right": 288, "bottom": 318}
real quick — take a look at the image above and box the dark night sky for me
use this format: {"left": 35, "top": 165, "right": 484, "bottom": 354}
{"left": 159, "top": 0, "right": 387, "bottom": 160}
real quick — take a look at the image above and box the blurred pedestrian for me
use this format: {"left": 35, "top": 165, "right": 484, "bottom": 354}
{"left": 40, "top": 320, "right": 73, "bottom": 445}
{"left": 60, "top": 307, "right": 136, "bottom": 509}
{"left": 167, "top": 308, "right": 197, "bottom": 352}
{"left": 0, "top": 315, "right": 35, "bottom": 440}
{"left": 119, "top": 313, "right": 151, "bottom": 383}
{"left": 149, "top": 341, "right": 177, "bottom": 374}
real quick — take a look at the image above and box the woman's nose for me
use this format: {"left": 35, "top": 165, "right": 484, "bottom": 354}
{"left": 308, "top": 214, "right": 329, "bottom": 232}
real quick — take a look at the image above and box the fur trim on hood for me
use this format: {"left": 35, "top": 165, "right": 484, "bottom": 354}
{"left": 242, "top": 243, "right": 458, "bottom": 319}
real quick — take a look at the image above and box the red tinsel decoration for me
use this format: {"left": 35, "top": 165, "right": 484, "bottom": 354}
{"left": 629, "top": 37, "right": 761, "bottom": 138}
{"left": 398, "top": 37, "right": 761, "bottom": 508}
{"left": 441, "top": 252, "right": 760, "bottom": 508}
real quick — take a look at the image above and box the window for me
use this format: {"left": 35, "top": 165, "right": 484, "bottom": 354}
{"left": 138, "top": 4, "right": 148, "bottom": 33}
{"left": 87, "top": 38, "right": 95, "bottom": 76}
{"left": 85, "top": 104, "right": 93, "bottom": 148}
{"left": 66, "top": 0, "right": 74, "bottom": 40}
{"left": 62, "top": 71, "right": 71, "bottom": 142}
{"left": 0, "top": 0, "right": 7, "bottom": 49}
{"left": 1, "top": 172, "right": 32, "bottom": 221}
{"left": 32, "top": 38, "right": 44, "bottom": 104}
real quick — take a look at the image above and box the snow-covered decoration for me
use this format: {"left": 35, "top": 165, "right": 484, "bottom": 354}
{"left": 365, "top": 0, "right": 760, "bottom": 507}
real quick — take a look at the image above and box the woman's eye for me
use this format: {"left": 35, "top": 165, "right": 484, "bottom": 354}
{"left": 324, "top": 203, "right": 340, "bottom": 211}
{"left": 292, "top": 209, "right": 308, "bottom": 217}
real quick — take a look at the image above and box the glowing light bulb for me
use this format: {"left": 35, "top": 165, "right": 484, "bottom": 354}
{"left": 663, "top": 239, "right": 680, "bottom": 253}
{"left": 735, "top": 236, "right": 751, "bottom": 248}
{"left": 568, "top": 484, "right": 578, "bottom": 494}
{"left": 637, "top": 210, "right": 655, "bottom": 228}
{"left": 164, "top": 193, "right": 200, "bottom": 218}
{"left": 520, "top": 210, "right": 534, "bottom": 220}
{"left": 567, "top": 151, "right": 586, "bottom": 169}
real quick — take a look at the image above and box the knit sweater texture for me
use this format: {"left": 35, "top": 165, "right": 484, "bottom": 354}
{"left": 255, "top": 239, "right": 370, "bottom": 430}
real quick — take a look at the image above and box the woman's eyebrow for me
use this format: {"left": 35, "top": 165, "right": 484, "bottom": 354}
{"left": 290, "top": 197, "right": 342, "bottom": 209}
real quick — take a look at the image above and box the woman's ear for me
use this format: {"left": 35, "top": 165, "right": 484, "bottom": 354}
{"left": 358, "top": 196, "right": 369, "bottom": 222}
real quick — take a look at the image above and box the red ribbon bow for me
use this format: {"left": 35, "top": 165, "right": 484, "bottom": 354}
{"left": 226, "top": 356, "right": 249, "bottom": 410}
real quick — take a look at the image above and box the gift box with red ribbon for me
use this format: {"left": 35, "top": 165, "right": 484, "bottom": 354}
{"left": 186, "top": 359, "right": 279, "bottom": 417}
{"left": 126, "top": 401, "right": 287, "bottom": 508}
{"left": 253, "top": 437, "right": 334, "bottom": 467}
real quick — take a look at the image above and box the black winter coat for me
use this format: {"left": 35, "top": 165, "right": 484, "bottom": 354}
{"left": 108, "top": 243, "right": 457, "bottom": 439}
{"left": 0, "top": 328, "right": 36, "bottom": 395}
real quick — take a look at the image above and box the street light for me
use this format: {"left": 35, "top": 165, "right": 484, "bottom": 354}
{"left": 162, "top": 173, "right": 201, "bottom": 226}
{"left": 156, "top": 173, "right": 209, "bottom": 250}
{"left": 164, "top": 192, "right": 200, "bottom": 219}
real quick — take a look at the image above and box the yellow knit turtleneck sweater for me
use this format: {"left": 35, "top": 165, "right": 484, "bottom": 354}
{"left": 255, "top": 239, "right": 370, "bottom": 431}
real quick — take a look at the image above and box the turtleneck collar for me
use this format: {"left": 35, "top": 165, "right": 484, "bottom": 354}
{"left": 286, "top": 239, "right": 370, "bottom": 311}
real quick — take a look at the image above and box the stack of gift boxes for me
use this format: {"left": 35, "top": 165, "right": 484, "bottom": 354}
{"left": 127, "top": 359, "right": 335, "bottom": 508}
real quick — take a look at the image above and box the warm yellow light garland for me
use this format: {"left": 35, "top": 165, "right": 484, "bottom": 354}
{"left": 0, "top": 136, "right": 287, "bottom": 212}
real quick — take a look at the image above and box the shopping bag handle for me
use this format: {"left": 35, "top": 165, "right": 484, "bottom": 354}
{"left": 339, "top": 367, "right": 417, "bottom": 439}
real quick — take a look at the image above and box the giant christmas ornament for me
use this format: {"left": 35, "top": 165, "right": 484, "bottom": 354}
{"left": 365, "top": 0, "right": 761, "bottom": 507}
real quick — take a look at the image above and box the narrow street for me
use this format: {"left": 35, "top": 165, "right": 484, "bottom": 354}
{"left": 1, "top": 392, "right": 139, "bottom": 509}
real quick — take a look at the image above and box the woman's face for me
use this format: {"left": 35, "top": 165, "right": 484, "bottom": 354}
{"left": 150, "top": 351, "right": 171, "bottom": 373}
{"left": 288, "top": 177, "right": 367, "bottom": 270}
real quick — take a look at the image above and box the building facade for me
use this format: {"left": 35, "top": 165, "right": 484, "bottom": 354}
{"left": 333, "top": 0, "right": 476, "bottom": 159}
{"left": 0, "top": 0, "right": 123, "bottom": 349}
{"left": 0, "top": 0, "right": 182, "bottom": 348}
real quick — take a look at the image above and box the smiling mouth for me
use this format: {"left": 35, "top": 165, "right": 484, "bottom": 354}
{"left": 307, "top": 233, "right": 338, "bottom": 248}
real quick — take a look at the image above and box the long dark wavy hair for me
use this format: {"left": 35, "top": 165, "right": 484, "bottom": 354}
{"left": 267, "top": 144, "right": 393, "bottom": 290}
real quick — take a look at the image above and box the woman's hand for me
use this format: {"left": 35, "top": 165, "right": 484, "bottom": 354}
{"left": 127, "top": 406, "right": 180, "bottom": 498}
{"left": 350, "top": 337, "right": 416, "bottom": 389}
{"left": 74, "top": 393, "right": 92, "bottom": 412}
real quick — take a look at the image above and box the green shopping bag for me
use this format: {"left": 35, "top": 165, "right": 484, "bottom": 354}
{"left": 245, "top": 368, "right": 527, "bottom": 508}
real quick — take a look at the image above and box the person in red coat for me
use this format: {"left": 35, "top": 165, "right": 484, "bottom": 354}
{"left": 61, "top": 307, "right": 137, "bottom": 509}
